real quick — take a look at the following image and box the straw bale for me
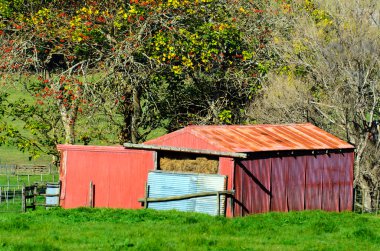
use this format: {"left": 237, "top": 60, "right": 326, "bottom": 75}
{"left": 160, "top": 157, "right": 218, "bottom": 174}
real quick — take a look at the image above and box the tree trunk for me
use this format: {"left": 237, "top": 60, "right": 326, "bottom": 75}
{"left": 59, "top": 106, "right": 75, "bottom": 144}
{"left": 361, "top": 182, "right": 373, "bottom": 212}
{"left": 131, "top": 84, "right": 141, "bottom": 144}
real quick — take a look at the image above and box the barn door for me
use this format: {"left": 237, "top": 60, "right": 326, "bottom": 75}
{"left": 146, "top": 171, "right": 227, "bottom": 216}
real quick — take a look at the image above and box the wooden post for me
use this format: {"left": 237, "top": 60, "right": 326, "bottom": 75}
{"left": 33, "top": 185, "right": 37, "bottom": 210}
{"left": 28, "top": 175, "right": 30, "bottom": 185}
{"left": 144, "top": 183, "right": 149, "bottom": 209}
{"left": 216, "top": 192, "right": 220, "bottom": 216}
{"left": 88, "top": 181, "right": 94, "bottom": 208}
{"left": 22, "top": 185, "right": 26, "bottom": 213}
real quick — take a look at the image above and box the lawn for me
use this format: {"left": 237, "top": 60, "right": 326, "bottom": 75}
{"left": 0, "top": 208, "right": 379, "bottom": 250}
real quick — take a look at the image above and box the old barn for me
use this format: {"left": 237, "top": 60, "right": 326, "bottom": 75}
{"left": 58, "top": 123, "right": 354, "bottom": 217}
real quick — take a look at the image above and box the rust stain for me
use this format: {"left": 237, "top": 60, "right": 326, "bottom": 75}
{"left": 147, "top": 123, "right": 354, "bottom": 153}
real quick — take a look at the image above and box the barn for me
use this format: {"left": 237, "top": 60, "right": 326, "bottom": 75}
{"left": 57, "top": 123, "right": 354, "bottom": 217}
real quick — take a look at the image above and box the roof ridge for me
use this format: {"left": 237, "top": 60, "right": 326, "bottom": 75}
{"left": 185, "top": 123, "right": 312, "bottom": 128}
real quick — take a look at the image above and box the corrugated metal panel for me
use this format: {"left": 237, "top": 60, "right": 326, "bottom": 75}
{"left": 145, "top": 131, "right": 222, "bottom": 151}
{"left": 236, "top": 159, "right": 271, "bottom": 215}
{"left": 322, "top": 154, "right": 340, "bottom": 212}
{"left": 233, "top": 159, "right": 244, "bottom": 217}
{"left": 145, "top": 123, "right": 353, "bottom": 153}
{"left": 234, "top": 151, "right": 354, "bottom": 215}
{"left": 147, "top": 171, "right": 226, "bottom": 216}
{"left": 270, "top": 157, "right": 289, "bottom": 212}
{"left": 339, "top": 152, "right": 354, "bottom": 211}
{"left": 287, "top": 156, "right": 306, "bottom": 211}
{"left": 46, "top": 183, "right": 60, "bottom": 207}
{"left": 58, "top": 145, "right": 154, "bottom": 209}
{"left": 305, "top": 155, "right": 323, "bottom": 210}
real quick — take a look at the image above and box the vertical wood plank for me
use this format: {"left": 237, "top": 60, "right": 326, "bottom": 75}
{"left": 22, "top": 185, "right": 26, "bottom": 213}
{"left": 89, "top": 181, "right": 94, "bottom": 208}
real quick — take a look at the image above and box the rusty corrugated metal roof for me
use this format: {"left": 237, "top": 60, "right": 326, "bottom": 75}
{"left": 146, "top": 123, "right": 354, "bottom": 153}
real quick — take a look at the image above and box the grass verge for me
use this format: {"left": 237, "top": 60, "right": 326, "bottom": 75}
{"left": 0, "top": 209, "right": 379, "bottom": 250}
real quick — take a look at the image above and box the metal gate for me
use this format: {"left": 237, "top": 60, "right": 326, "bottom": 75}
{"left": 146, "top": 171, "right": 227, "bottom": 216}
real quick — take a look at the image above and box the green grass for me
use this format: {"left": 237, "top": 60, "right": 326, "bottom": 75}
{"left": 0, "top": 145, "right": 52, "bottom": 165}
{"left": 0, "top": 209, "right": 379, "bottom": 250}
{"left": 0, "top": 174, "right": 58, "bottom": 186}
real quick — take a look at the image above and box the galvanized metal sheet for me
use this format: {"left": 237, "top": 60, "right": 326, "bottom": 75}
{"left": 46, "top": 183, "right": 60, "bottom": 206}
{"left": 147, "top": 171, "right": 226, "bottom": 216}
{"left": 145, "top": 123, "right": 353, "bottom": 153}
{"left": 270, "top": 157, "right": 289, "bottom": 212}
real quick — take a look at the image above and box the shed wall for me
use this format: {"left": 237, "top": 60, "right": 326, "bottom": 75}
{"left": 59, "top": 146, "right": 154, "bottom": 209}
{"left": 234, "top": 152, "right": 354, "bottom": 216}
{"left": 218, "top": 157, "right": 234, "bottom": 217}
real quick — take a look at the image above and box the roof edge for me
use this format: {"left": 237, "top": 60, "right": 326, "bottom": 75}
{"left": 124, "top": 143, "right": 248, "bottom": 158}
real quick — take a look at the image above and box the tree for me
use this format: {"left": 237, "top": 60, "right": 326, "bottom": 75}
{"left": 252, "top": 0, "right": 380, "bottom": 210}
{"left": 0, "top": 1, "right": 114, "bottom": 156}
{"left": 100, "top": 0, "right": 281, "bottom": 143}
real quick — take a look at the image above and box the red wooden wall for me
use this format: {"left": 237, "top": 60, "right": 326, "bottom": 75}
{"left": 233, "top": 152, "right": 354, "bottom": 216}
{"left": 58, "top": 145, "right": 154, "bottom": 209}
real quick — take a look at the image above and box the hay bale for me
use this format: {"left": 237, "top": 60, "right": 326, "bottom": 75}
{"left": 160, "top": 157, "right": 218, "bottom": 174}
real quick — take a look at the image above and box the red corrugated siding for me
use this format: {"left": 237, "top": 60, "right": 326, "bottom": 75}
{"left": 270, "top": 157, "right": 288, "bottom": 212}
{"left": 322, "top": 154, "right": 340, "bottom": 212}
{"left": 234, "top": 152, "right": 354, "bottom": 216}
{"left": 235, "top": 159, "right": 271, "bottom": 215}
{"left": 58, "top": 145, "right": 154, "bottom": 209}
{"left": 339, "top": 152, "right": 354, "bottom": 211}
{"left": 287, "top": 156, "right": 306, "bottom": 211}
{"left": 305, "top": 155, "right": 324, "bottom": 210}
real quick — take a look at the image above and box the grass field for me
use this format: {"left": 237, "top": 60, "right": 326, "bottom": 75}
{"left": 0, "top": 145, "right": 52, "bottom": 165}
{"left": 0, "top": 208, "right": 379, "bottom": 250}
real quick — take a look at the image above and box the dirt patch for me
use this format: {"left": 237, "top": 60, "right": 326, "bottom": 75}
{"left": 160, "top": 157, "right": 218, "bottom": 174}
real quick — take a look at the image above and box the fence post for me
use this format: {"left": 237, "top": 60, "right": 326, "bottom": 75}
{"left": 88, "top": 181, "right": 94, "bottom": 208}
{"left": 144, "top": 183, "right": 150, "bottom": 209}
{"left": 216, "top": 192, "right": 220, "bottom": 216}
{"left": 33, "top": 185, "right": 37, "bottom": 210}
{"left": 22, "top": 185, "right": 26, "bottom": 213}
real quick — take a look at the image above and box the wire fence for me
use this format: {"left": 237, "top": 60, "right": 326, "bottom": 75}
{"left": 0, "top": 163, "right": 59, "bottom": 212}
{"left": 0, "top": 185, "right": 24, "bottom": 212}
{"left": 0, "top": 164, "right": 59, "bottom": 186}
{"left": 0, "top": 183, "right": 60, "bottom": 213}
{"left": 353, "top": 187, "right": 380, "bottom": 214}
